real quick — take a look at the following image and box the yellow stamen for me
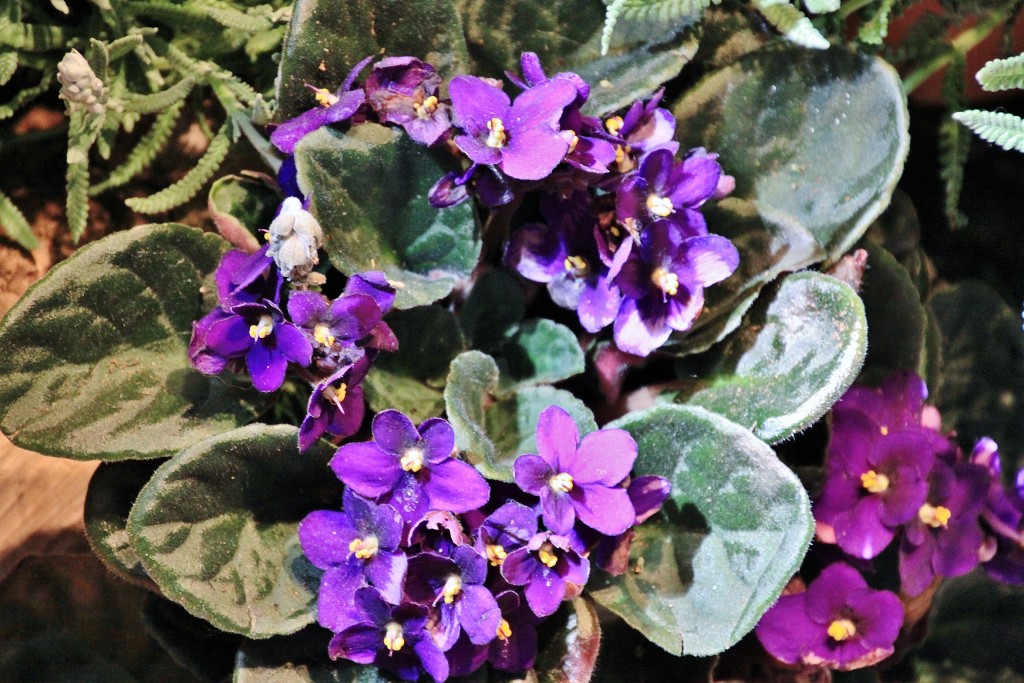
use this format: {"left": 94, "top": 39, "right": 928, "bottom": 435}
{"left": 400, "top": 447, "right": 424, "bottom": 473}
{"left": 605, "top": 116, "right": 624, "bottom": 135}
{"left": 563, "top": 255, "right": 588, "bottom": 277}
{"left": 567, "top": 133, "right": 579, "bottom": 154}
{"left": 486, "top": 118, "right": 507, "bottom": 148}
{"left": 651, "top": 267, "right": 679, "bottom": 297}
{"left": 413, "top": 94, "right": 439, "bottom": 119}
{"left": 860, "top": 470, "right": 890, "bottom": 494}
{"left": 249, "top": 314, "right": 274, "bottom": 340}
{"left": 496, "top": 619, "right": 512, "bottom": 642}
{"left": 348, "top": 536, "right": 379, "bottom": 560}
{"left": 827, "top": 618, "right": 857, "bottom": 642}
{"left": 880, "top": 426, "right": 889, "bottom": 436}
{"left": 918, "top": 503, "right": 952, "bottom": 528}
{"left": 646, "top": 194, "right": 674, "bottom": 217}
{"left": 486, "top": 544, "right": 508, "bottom": 566}
{"left": 441, "top": 575, "right": 462, "bottom": 604}
{"left": 538, "top": 542, "right": 559, "bottom": 568}
{"left": 549, "top": 472, "right": 574, "bottom": 493}
{"left": 312, "top": 87, "right": 339, "bottom": 108}
{"left": 383, "top": 622, "right": 405, "bottom": 653}
{"left": 313, "top": 324, "right": 335, "bottom": 347}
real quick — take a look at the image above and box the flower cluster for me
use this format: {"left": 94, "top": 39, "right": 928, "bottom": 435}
{"left": 757, "top": 371, "right": 1024, "bottom": 672}
{"left": 299, "top": 406, "right": 669, "bottom": 681}
{"left": 188, "top": 236, "right": 397, "bottom": 452}
{"left": 270, "top": 52, "right": 740, "bottom": 357}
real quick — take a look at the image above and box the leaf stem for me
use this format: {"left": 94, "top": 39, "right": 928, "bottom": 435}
{"left": 838, "top": 0, "right": 876, "bottom": 20}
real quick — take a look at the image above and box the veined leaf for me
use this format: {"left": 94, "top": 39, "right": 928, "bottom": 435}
{"left": 752, "top": 0, "right": 829, "bottom": 50}
{"left": 0, "top": 189, "right": 37, "bottom": 250}
{"left": 976, "top": 52, "right": 1024, "bottom": 92}
{"left": 953, "top": 110, "right": 1024, "bottom": 153}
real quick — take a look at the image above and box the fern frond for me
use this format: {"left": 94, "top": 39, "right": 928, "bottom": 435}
{"left": 804, "top": 0, "right": 839, "bottom": 13}
{"left": 975, "top": 53, "right": 1024, "bottom": 92}
{"left": 0, "top": 21, "right": 77, "bottom": 52}
{"left": 0, "top": 72, "right": 52, "bottom": 120}
{"left": 615, "top": 0, "right": 718, "bottom": 24}
{"left": 0, "top": 50, "right": 16, "bottom": 85}
{"left": 66, "top": 109, "right": 98, "bottom": 242}
{"left": 124, "top": 125, "right": 231, "bottom": 214}
{"left": 163, "top": 43, "right": 258, "bottom": 106}
{"left": 0, "top": 189, "right": 37, "bottom": 250}
{"left": 91, "top": 100, "right": 184, "bottom": 195}
{"left": 940, "top": 54, "right": 968, "bottom": 229}
{"left": 122, "top": 76, "right": 195, "bottom": 114}
{"left": 953, "top": 109, "right": 1024, "bottom": 153}
{"left": 601, "top": 0, "right": 628, "bottom": 55}
{"left": 123, "top": 1, "right": 216, "bottom": 26}
{"left": 106, "top": 32, "right": 151, "bottom": 62}
{"left": 202, "top": 4, "right": 273, "bottom": 32}
{"left": 859, "top": 0, "right": 896, "bottom": 44}
{"left": 753, "top": 0, "right": 830, "bottom": 49}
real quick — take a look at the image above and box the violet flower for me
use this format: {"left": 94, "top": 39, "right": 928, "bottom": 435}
{"left": 446, "top": 589, "right": 538, "bottom": 676}
{"left": 405, "top": 545, "right": 501, "bottom": 650}
{"left": 587, "top": 475, "right": 672, "bottom": 576}
{"left": 298, "top": 356, "right": 371, "bottom": 453}
{"left": 448, "top": 75, "right": 577, "bottom": 180}
{"left": 331, "top": 410, "right": 490, "bottom": 525}
{"left": 328, "top": 587, "right": 448, "bottom": 683}
{"left": 755, "top": 563, "right": 904, "bottom": 671}
{"left": 472, "top": 500, "right": 538, "bottom": 570}
{"left": 214, "top": 245, "right": 275, "bottom": 309}
{"left": 613, "top": 219, "right": 739, "bottom": 356}
{"left": 270, "top": 56, "right": 373, "bottom": 154}
{"left": 287, "top": 289, "right": 383, "bottom": 372}
{"left": 615, "top": 148, "right": 723, "bottom": 235}
{"left": 972, "top": 438, "right": 1024, "bottom": 584}
{"left": 408, "top": 510, "right": 470, "bottom": 557}
{"left": 604, "top": 90, "right": 679, "bottom": 172}
{"left": 365, "top": 56, "right": 451, "bottom": 146}
{"left": 500, "top": 530, "right": 590, "bottom": 618}
{"left": 299, "top": 490, "right": 407, "bottom": 630}
{"left": 512, "top": 405, "right": 637, "bottom": 536}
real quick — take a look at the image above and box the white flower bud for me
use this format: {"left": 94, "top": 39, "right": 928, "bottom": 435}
{"left": 267, "top": 197, "right": 325, "bottom": 282}
{"left": 57, "top": 50, "right": 106, "bottom": 115}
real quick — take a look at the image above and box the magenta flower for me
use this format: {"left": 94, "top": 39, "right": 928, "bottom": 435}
{"left": 331, "top": 410, "right": 490, "bottom": 525}
{"left": 755, "top": 563, "right": 904, "bottom": 671}
{"left": 512, "top": 405, "right": 637, "bottom": 536}
{"left": 500, "top": 530, "right": 590, "bottom": 617}
{"left": 448, "top": 75, "right": 577, "bottom": 180}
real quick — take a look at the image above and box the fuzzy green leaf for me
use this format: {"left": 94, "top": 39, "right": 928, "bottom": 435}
{"left": 616, "top": 0, "right": 717, "bottom": 23}
{"left": 0, "top": 225, "right": 264, "bottom": 460}
{"left": 674, "top": 271, "right": 866, "bottom": 443}
{"left": 0, "top": 189, "right": 37, "bottom": 250}
{"left": 0, "top": 51, "right": 16, "bottom": 85}
{"left": 459, "top": 268, "right": 525, "bottom": 353}
{"left": 444, "top": 351, "right": 597, "bottom": 481}
{"left": 233, "top": 629, "right": 399, "bottom": 681}
{"left": 803, "top": 0, "right": 839, "bottom": 13}
{"left": 976, "top": 52, "right": 1024, "bottom": 92}
{"left": 91, "top": 100, "right": 184, "bottom": 196}
{"left": 953, "top": 109, "right": 1024, "bottom": 153}
{"left": 590, "top": 405, "right": 814, "bottom": 656}
{"left": 66, "top": 144, "right": 91, "bottom": 243}
{"left": 128, "top": 424, "right": 340, "bottom": 638}
{"left": 125, "top": 126, "right": 231, "bottom": 214}
{"left": 207, "top": 173, "right": 278, "bottom": 254}
{"left": 294, "top": 125, "right": 481, "bottom": 309}
{"left": 753, "top": 0, "right": 829, "bottom": 49}
{"left": 858, "top": 0, "right": 896, "bottom": 44}
{"left": 122, "top": 76, "right": 195, "bottom": 114}
{"left": 0, "top": 72, "right": 52, "bottom": 120}
{"left": 498, "top": 319, "right": 586, "bottom": 394}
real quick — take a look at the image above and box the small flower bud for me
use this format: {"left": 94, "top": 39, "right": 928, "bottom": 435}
{"left": 267, "top": 197, "right": 324, "bottom": 282}
{"left": 57, "top": 50, "right": 106, "bottom": 115}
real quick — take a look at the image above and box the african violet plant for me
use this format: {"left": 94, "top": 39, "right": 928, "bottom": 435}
{"left": 3, "top": 0, "right": 1024, "bottom": 681}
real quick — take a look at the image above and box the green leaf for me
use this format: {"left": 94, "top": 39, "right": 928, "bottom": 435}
{"left": 122, "top": 76, "right": 195, "bottom": 114}
{"left": 803, "top": 0, "right": 839, "bottom": 13}
{"left": 295, "top": 125, "right": 481, "bottom": 309}
{"left": 0, "top": 188, "right": 37, "bottom": 250}
{"left": 90, "top": 100, "right": 185, "bottom": 196}
{"left": 444, "top": 351, "right": 597, "bottom": 480}
{"left": 615, "top": 0, "right": 717, "bottom": 23}
{"left": 363, "top": 305, "right": 467, "bottom": 422}
{"left": 672, "top": 44, "right": 909, "bottom": 261}
{"left": 752, "top": 0, "right": 829, "bottom": 50}
{"left": 928, "top": 280, "right": 1024, "bottom": 473}
{"left": 276, "top": 0, "right": 469, "bottom": 119}
{"left": 84, "top": 459, "right": 163, "bottom": 589}
{"left": 141, "top": 595, "right": 242, "bottom": 682}
{"left": 498, "top": 319, "right": 585, "bottom": 393}
{"left": 459, "top": 268, "right": 525, "bottom": 352}
{"left": 976, "top": 52, "right": 1024, "bottom": 92}
{"left": 125, "top": 125, "right": 231, "bottom": 214}
{"left": 590, "top": 405, "right": 814, "bottom": 656}
{"left": 858, "top": 0, "right": 896, "bottom": 44}
{"left": 128, "top": 424, "right": 341, "bottom": 638}
{"left": 675, "top": 271, "right": 866, "bottom": 443}
{"left": 0, "top": 50, "right": 16, "bottom": 85}
{"left": 953, "top": 109, "right": 1024, "bottom": 153}
{"left": 0, "top": 224, "right": 264, "bottom": 460}
{"left": 207, "top": 173, "right": 279, "bottom": 254}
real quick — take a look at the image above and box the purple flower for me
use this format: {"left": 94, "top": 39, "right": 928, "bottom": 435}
{"left": 513, "top": 405, "right": 637, "bottom": 536}
{"left": 899, "top": 457, "right": 989, "bottom": 596}
{"left": 214, "top": 245, "right": 275, "bottom": 309}
{"left": 331, "top": 410, "right": 490, "bottom": 525}
{"left": 199, "top": 300, "right": 312, "bottom": 392}
{"left": 270, "top": 56, "right": 373, "bottom": 154}
{"left": 586, "top": 475, "right": 672, "bottom": 576}
{"left": 298, "top": 356, "right": 371, "bottom": 453}
{"left": 605, "top": 91, "right": 679, "bottom": 171}
{"left": 755, "top": 563, "right": 904, "bottom": 671}
{"left": 472, "top": 501, "right": 538, "bottom": 570}
{"left": 343, "top": 270, "right": 397, "bottom": 315}
{"left": 299, "top": 490, "right": 407, "bottom": 630}
{"left": 365, "top": 56, "right": 452, "bottom": 146}
{"left": 834, "top": 371, "right": 933, "bottom": 432}
{"left": 972, "top": 438, "right": 1024, "bottom": 584}
{"left": 328, "top": 587, "right": 448, "bottom": 683}
{"left": 287, "top": 289, "right": 383, "bottom": 373}
{"left": 405, "top": 545, "right": 501, "bottom": 650}
{"left": 448, "top": 75, "right": 577, "bottom": 180}
{"left": 408, "top": 510, "right": 470, "bottom": 557}
{"left": 500, "top": 530, "right": 589, "bottom": 617}
{"left": 615, "top": 148, "right": 723, "bottom": 235}
{"left": 613, "top": 219, "right": 739, "bottom": 356}
{"left": 446, "top": 589, "right": 539, "bottom": 676}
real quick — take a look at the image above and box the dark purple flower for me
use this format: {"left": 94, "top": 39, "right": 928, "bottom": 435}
{"left": 365, "top": 56, "right": 451, "bottom": 146}
{"left": 606, "top": 90, "right": 678, "bottom": 169}
{"left": 298, "top": 356, "right": 371, "bottom": 453}
{"left": 299, "top": 490, "right": 407, "bottom": 630}
{"left": 972, "top": 438, "right": 1024, "bottom": 584}
{"left": 899, "top": 458, "right": 989, "bottom": 596}
{"left": 287, "top": 289, "right": 382, "bottom": 370}
{"left": 448, "top": 75, "right": 577, "bottom": 180}
{"left": 200, "top": 300, "right": 312, "bottom": 392}
{"left": 331, "top": 410, "right": 490, "bottom": 525}
{"left": 409, "top": 510, "right": 470, "bottom": 557}
{"left": 446, "top": 589, "right": 539, "bottom": 676}
{"left": 270, "top": 56, "right": 373, "bottom": 154}
{"left": 615, "top": 148, "right": 722, "bottom": 235}
{"left": 755, "top": 563, "right": 904, "bottom": 671}
{"left": 214, "top": 245, "right": 275, "bottom": 309}
{"left": 613, "top": 219, "right": 739, "bottom": 356}
{"left": 472, "top": 501, "right": 538, "bottom": 569}
{"left": 328, "top": 587, "right": 448, "bottom": 683}
{"left": 405, "top": 545, "right": 501, "bottom": 650}
{"left": 833, "top": 371, "right": 932, "bottom": 433}
{"left": 513, "top": 405, "right": 637, "bottom": 536}
{"left": 500, "top": 530, "right": 589, "bottom": 618}
{"left": 343, "top": 270, "right": 397, "bottom": 315}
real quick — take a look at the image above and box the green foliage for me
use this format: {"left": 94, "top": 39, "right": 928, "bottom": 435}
{"left": 125, "top": 124, "right": 232, "bottom": 214}
{"left": 90, "top": 100, "right": 185, "bottom": 196}
{"left": 953, "top": 109, "right": 1024, "bottom": 153}
{"left": 591, "top": 405, "right": 813, "bottom": 656}
{"left": 0, "top": 224, "right": 266, "bottom": 460}
{"left": 752, "top": 0, "right": 830, "bottom": 49}
{"left": 976, "top": 52, "right": 1024, "bottom": 91}
{"left": 0, "top": 188, "right": 37, "bottom": 250}
{"left": 858, "top": 0, "right": 896, "bottom": 44}
{"left": 940, "top": 53, "right": 969, "bottom": 229}
{"left": 601, "top": 0, "right": 716, "bottom": 55}
{"left": 128, "top": 424, "right": 340, "bottom": 638}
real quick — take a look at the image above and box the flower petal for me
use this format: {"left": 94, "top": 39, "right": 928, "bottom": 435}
{"left": 331, "top": 442, "right": 402, "bottom": 497}
{"left": 572, "top": 428, "right": 637, "bottom": 485}
{"left": 298, "top": 510, "right": 357, "bottom": 569}
{"left": 458, "top": 584, "right": 502, "bottom": 645}
{"left": 423, "top": 459, "right": 491, "bottom": 514}
{"left": 246, "top": 341, "right": 287, "bottom": 392}
{"left": 573, "top": 485, "right": 635, "bottom": 536}
{"left": 372, "top": 409, "right": 420, "bottom": 455}
{"left": 535, "top": 405, "right": 579, "bottom": 469}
